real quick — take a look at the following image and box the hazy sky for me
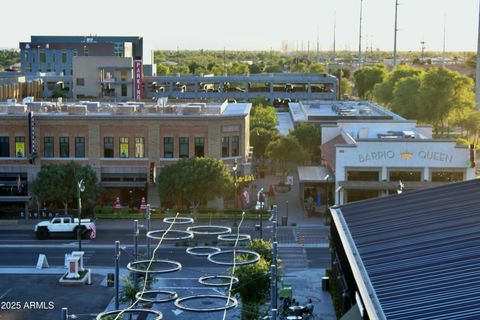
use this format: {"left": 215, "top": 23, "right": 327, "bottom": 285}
{"left": 1, "top": 0, "right": 478, "bottom": 60}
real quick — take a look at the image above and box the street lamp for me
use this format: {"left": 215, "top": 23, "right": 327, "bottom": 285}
{"left": 77, "top": 179, "right": 85, "bottom": 251}
{"left": 232, "top": 159, "right": 238, "bottom": 227}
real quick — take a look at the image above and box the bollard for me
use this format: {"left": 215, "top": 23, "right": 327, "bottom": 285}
{"left": 87, "top": 268, "right": 91, "bottom": 285}
{"left": 61, "top": 307, "right": 68, "bottom": 320}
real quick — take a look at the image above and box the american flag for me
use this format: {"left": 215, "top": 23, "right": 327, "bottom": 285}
{"left": 89, "top": 222, "right": 96, "bottom": 239}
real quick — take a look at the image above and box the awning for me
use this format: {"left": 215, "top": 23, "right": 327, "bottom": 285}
{"left": 0, "top": 196, "right": 31, "bottom": 203}
{"left": 297, "top": 166, "right": 333, "bottom": 183}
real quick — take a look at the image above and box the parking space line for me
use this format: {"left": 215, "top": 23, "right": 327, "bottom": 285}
{"left": 0, "top": 288, "right": 12, "bottom": 300}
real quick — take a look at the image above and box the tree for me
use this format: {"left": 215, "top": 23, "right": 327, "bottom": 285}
{"left": 353, "top": 64, "right": 387, "bottom": 99}
{"left": 250, "top": 105, "right": 278, "bottom": 131}
{"left": 266, "top": 136, "right": 308, "bottom": 182}
{"left": 374, "top": 65, "right": 423, "bottom": 106}
{"left": 229, "top": 62, "right": 249, "bottom": 75}
{"left": 289, "top": 123, "right": 321, "bottom": 163}
{"left": 419, "top": 67, "right": 475, "bottom": 133}
{"left": 157, "top": 157, "right": 234, "bottom": 211}
{"left": 290, "top": 62, "right": 307, "bottom": 73}
{"left": 31, "top": 162, "right": 101, "bottom": 214}
{"left": 248, "top": 63, "right": 263, "bottom": 74}
{"left": 156, "top": 64, "right": 170, "bottom": 76}
{"left": 309, "top": 63, "right": 326, "bottom": 74}
{"left": 250, "top": 127, "right": 280, "bottom": 161}
{"left": 391, "top": 75, "right": 423, "bottom": 120}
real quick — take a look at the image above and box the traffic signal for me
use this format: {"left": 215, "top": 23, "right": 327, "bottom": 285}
{"left": 468, "top": 144, "right": 476, "bottom": 168}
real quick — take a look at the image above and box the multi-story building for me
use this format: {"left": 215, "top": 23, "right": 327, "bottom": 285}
{"left": 0, "top": 99, "right": 250, "bottom": 214}
{"left": 19, "top": 35, "right": 143, "bottom": 98}
{"left": 288, "top": 100, "right": 476, "bottom": 206}
{"left": 0, "top": 73, "right": 43, "bottom": 102}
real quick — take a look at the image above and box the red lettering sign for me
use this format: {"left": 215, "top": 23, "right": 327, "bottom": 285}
{"left": 134, "top": 60, "right": 143, "bottom": 100}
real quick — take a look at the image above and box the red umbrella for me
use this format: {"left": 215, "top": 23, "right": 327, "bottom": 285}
{"left": 268, "top": 183, "right": 275, "bottom": 198}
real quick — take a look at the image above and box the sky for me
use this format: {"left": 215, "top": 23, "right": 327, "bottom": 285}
{"left": 1, "top": 0, "right": 478, "bottom": 61}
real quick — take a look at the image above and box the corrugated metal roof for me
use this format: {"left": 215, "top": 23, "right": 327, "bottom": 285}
{"left": 336, "top": 179, "right": 480, "bottom": 320}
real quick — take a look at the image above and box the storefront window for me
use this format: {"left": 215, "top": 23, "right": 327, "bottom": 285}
{"left": 389, "top": 171, "right": 422, "bottom": 182}
{"left": 346, "top": 189, "right": 379, "bottom": 203}
{"left": 347, "top": 171, "right": 379, "bottom": 181}
{"left": 431, "top": 171, "right": 463, "bottom": 182}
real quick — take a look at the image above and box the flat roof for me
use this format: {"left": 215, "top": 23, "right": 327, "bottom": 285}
{"left": 289, "top": 100, "right": 405, "bottom": 123}
{"left": 333, "top": 179, "right": 480, "bottom": 320}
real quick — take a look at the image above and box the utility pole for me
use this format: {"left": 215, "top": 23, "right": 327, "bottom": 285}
{"left": 420, "top": 40, "right": 426, "bottom": 61}
{"left": 146, "top": 204, "right": 151, "bottom": 259}
{"left": 358, "top": 0, "right": 364, "bottom": 69}
{"left": 114, "top": 240, "right": 120, "bottom": 309}
{"left": 393, "top": 0, "right": 399, "bottom": 66}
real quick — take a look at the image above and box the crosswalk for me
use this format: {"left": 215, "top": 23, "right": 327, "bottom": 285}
{"left": 278, "top": 247, "right": 307, "bottom": 270}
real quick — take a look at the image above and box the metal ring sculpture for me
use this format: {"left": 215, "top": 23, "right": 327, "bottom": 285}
{"left": 135, "top": 290, "right": 178, "bottom": 303}
{"left": 198, "top": 275, "right": 239, "bottom": 287}
{"left": 163, "top": 216, "right": 194, "bottom": 224}
{"left": 174, "top": 294, "right": 238, "bottom": 312}
{"left": 96, "top": 309, "right": 163, "bottom": 319}
{"left": 217, "top": 234, "right": 251, "bottom": 242}
{"left": 186, "top": 246, "right": 221, "bottom": 256}
{"left": 207, "top": 250, "right": 260, "bottom": 266}
{"left": 127, "top": 259, "right": 182, "bottom": 274}
{"left": 147, "top": 229, "right": 194, "bottom": 241}
{"left": 187, "top": 225, "right": 232, "bottom": 235}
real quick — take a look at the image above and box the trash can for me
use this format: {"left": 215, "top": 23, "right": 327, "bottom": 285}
{"left": 322, "top": 276, "right": 330, "bottom": 291}
{"left": 281, "top": 216, "right": 288, "bottom": 226}
{"left": 107, "top": 273, "right": 114, "bottom": 287}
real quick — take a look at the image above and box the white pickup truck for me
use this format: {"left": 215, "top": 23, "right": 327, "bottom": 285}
{"left": 34, "top": 216, "right": 96, "bottom": 240}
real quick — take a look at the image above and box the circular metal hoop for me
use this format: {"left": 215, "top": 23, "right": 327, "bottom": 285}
{"left": 186, "top": 246, "right": 221, "bottom": 256}
{"left": 207, "top": 250, "right": 260, "bottom": 266}
{"left": 127, "top": 259, "right": 182, "bottom": 274}
{"left": 174, "top": 294, "right": 238, "bottom": 312}
{"left": 135, "top": 290, "right": 178, "bottom": 303}
{"left": 217, "top": 234, "right": 251, "bottom": 242}
{"left": 96, "top": 309, "right": 163, "bottom": 319}
{"left": 198, "top": 275, "right": 239, "bottom": 287}
{"left": 147, "top": 229, "right": 194, "bottom": 240}
{"left": 163, "top": 216, "right": 194, "bottom": 224}
{"left": 187, "top": 225, "right": 232, "bottom": 235}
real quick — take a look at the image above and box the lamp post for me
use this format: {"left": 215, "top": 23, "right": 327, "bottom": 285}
{"left": 233, "top": 159, "right": 238, "bottom": 227}
{"left": 77, "top": 179, "right": 85, "bottom": 251}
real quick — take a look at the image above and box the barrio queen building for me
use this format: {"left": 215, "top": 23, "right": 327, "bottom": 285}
{"left": 321, "top": 119, "right": 476, "bottom": 205}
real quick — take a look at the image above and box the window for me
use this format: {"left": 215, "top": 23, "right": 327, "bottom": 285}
{"left": 61, "top": 50, "right": 67, "bottom": 64}
{"left": 135, "top": 137, "right": 144, "bottom": 158}
{"left": 221, "top": 136, "right": 229, "bottom": 157}
{"left": 119, "top": 137, "right": 129, "bottom": 158}
{"left": 121, "top": 70, "right": 127, "bottom": 81}
{"left": 0, "top": 137, "right": 9, "bottom": 157}
{"left": 346, "top": 171, "right": 379, "bottom": 181}
{"left": 83, "top": 47, "right": 89, "bottom": 56}
{"left": 15, "top": 137, "right": 25, "bottom": 158}
{"left": 59, "top": 137, "right": 69, "bottom": 158}
{"left": 164, "top": 137, "right": 173, "bottom": 158}
{"left": 121, "top": 84, "right": 127, "bottom": 97}
{"left": 179, "top": 137, "right": 189, "bottom": 158}
{"left": 104, "top": 137, "right": 114, "bottom": 158}
{"left": 194, "top": 137, "right": 204, "bottom": 157}
{"left": 44, "top": 137, "right": 54, "bottom": 158}
{"left": 389, "top": 171, "right": 421, "bottom": 182}
{"left": 76, "top": 78, "right": 85, "bottom": 86}
{"left": 75, "top": 137, "right": 85, "bottom": 158}
{"left": 431, "top": 171, "right": 463, "bottom": 182}
{"left": 231, "top": 136, "right": 239, "bottom": 157}
{"left": 39, "top": 50, "right": 46, "bottom": 63}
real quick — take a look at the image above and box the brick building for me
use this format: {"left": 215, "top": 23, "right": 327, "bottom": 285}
{"left": 0, "top": 100, "right": 251, "bottom": 213}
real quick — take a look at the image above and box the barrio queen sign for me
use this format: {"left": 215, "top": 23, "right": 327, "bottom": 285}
{"left": 358, "top": 150, "right": 454, "bottom": 163}
{"left": 134, "top": 60, "right": 143, "bottom": 100}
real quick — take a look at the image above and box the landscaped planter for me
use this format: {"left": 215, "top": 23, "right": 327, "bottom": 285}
{"left": 59, "top": 269, "right": 90, "bottom": 286}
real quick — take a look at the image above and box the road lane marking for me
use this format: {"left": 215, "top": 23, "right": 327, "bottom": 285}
{"left": 0, "top": 288, "right": 12, "bottom": 300}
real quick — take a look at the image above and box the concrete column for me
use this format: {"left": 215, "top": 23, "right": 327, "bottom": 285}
{"left": 381, "top": 167, "right": 388, "bottom": 181}
{"left": 423, "top": 167, "right": 430, "bottom": 181}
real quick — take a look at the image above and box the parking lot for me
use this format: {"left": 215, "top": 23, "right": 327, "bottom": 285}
{"left": 0, "top": 274, "right": 112, "bottom": 320}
